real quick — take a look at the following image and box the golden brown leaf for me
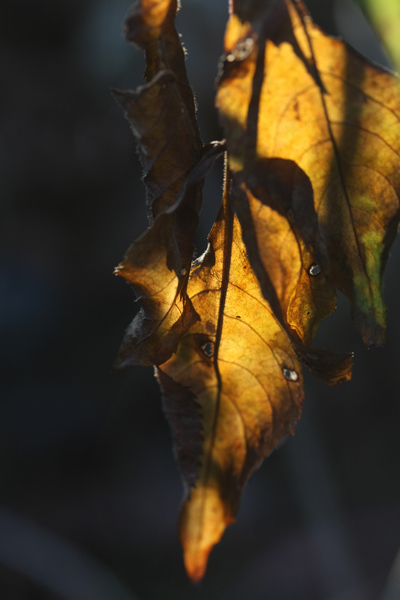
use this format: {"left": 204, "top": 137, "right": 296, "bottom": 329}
{"left": 114, "top": 213, "right": 198, "bottom": 367}
{"left": 216, "top": 0, "right": 400, "bottom": 347}
{"left": 229, "top": 167, "right": 337, "bottom": 346}
{"left": 114, "top": 0, "right": 205, "bottom": 366}
{"left": 114, "top": 143, "right": 226, "bottom": 367}
{"left": 112, "top": 0, "right": 369, "bottom": 583}
{"left": 115, "top": 0, "right": 203, "bottom": 221}
{"left": 158, "top": 184, "right": 304, "bottom": 582}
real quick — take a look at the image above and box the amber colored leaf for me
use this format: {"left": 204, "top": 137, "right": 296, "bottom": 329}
{"left": 114, "top": 0, "right": 205, "bottom": 366}
{"left": 114, "top": 143, "right": 225, "bottom": 367}
{"left": 216, "top": 0, "right": 400, "bottom": 347}
{"left": 114, "top": 214, "right": 198, "bottom": 367}
{"left": 117, "top": 0, "right": 203, "bottom": 220}
{"left": 158, "top": 183, "right": 304, "bottom": 582}
{"left": 229, "top": 167, "right": 337, "bottom": 346}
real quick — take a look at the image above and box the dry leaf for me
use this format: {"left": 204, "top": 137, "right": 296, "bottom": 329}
{"left": 114, "top": 0, "right": 204, "bottom": 366}
{"left": 112, "top": 0, "right": 400, "bottom": 584}
{"left": 158, "top": 182, "right": 304, "bottom": 581}
{"left": 216, "top": 0, "right": 400, "bottom": 346}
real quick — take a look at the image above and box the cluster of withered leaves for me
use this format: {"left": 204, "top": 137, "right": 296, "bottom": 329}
{"left": 114, "top": 0, "right": 400, "bottom": 583}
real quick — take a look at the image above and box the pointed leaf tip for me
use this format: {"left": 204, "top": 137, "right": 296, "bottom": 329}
{"left": 180, "top": 486, "right": 235, "bottom": 583}
{"left": 159, "top": 186, "right": 303, "bottom": 581}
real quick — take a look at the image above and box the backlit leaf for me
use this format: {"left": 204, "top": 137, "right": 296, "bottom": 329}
{"left": 114, "top": 0, "right": 204, "bottom": 366}
{"left": 112, "top": 0, "right": 400, "bottom": 584}
{"left": 158, "top": 183, "right": 304, "bottom": 581}
{"left": 216, "top": 0, "right": 400, "bottom": 346}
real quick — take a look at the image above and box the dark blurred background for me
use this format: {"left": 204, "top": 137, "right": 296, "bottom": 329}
{"left": 2, "top": 0, "right": 400, "bottom": 598}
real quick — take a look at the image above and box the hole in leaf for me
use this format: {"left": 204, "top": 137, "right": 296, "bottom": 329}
{"left": 226, "top": 37, "right": 254, "bottom": 62}
{"left": 201, "top": 341, "right": 214, "bottom": 358}
{"left": 309, "top": 264, "right": 321, "bottom": 276}
{"left": 282, "top": 367, "right": 299, "bottom": 382}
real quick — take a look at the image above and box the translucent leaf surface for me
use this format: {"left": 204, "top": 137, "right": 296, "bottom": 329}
{"left": 114, "top": 0, "right": 203, "bottom": 366}
{"left": 158, "top": 186, "right": 304, "bottom": 581}
{"left": 216, "top": 0, "right": 400, "bottom": 346}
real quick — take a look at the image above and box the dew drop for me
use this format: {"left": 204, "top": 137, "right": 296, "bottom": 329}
{"left": 201, "top": 341, "right": 214, "bottom": 358}
{"left": 309, "top": 264, "right": 321, "bottom": 276}
{"left": 181, "top": 268, "right": 187, "bottom": 276}
{"left": 236, "top": 315, "right": 241, "bottom": 319}
{"left": 282, "top": 367, "right": 299, "bottom": 382}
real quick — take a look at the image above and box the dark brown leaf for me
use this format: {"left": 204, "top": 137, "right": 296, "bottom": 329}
{"left": 114, "top": 0, "right": 205, "bottom": 366}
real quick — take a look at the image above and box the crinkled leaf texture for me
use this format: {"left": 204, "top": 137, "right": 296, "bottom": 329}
{"left": 113, "top": 0, "right": 204, "bottom": 367}
{"left": 158, "top": 189, "right": 304, "bottom": 582}
{"left": 216, "top": 0, "right": 400, "bottom": 347}
{"left": 114, "top": 0, "right": 400, "bottom": 585}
